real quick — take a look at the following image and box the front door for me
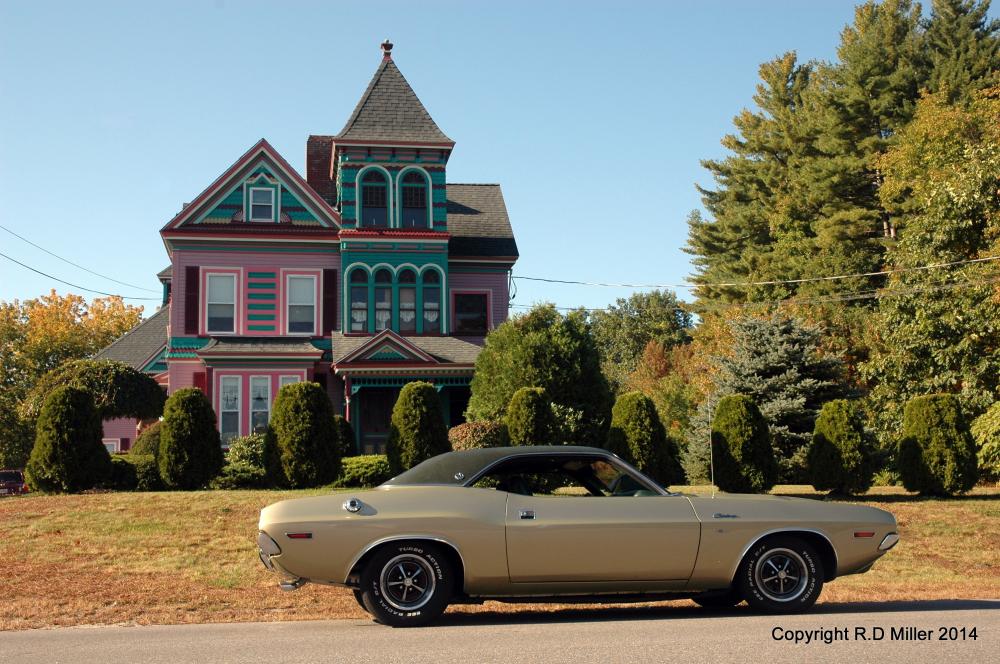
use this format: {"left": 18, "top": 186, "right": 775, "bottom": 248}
{"left": 359, "top": 388, "right": 398, "bottom": 454}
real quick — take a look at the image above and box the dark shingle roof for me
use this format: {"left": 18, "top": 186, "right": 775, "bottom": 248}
{"left": 336, "top": 59, "right": 452, "bottom": 144}
{"left": 329, "top": 332, "right": 482, "bottom": 365}
{"left": 196, "top": 338, "right": 323, "bottom": 356}
{"left": 158, "top": 265, "right": 172, "bottom": 280}
{"left": 446, "top": 184, "right": 518, "bottom": 258}
{"left": 94, "top": 307, "right": 168, "bottom": 370}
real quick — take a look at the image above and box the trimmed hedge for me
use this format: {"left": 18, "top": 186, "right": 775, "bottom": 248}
{"left": 332, "top": 454, "right": 392, "bottom": 488}
{"left": 449, "top": 421, "right": 509, "bottom": 451}
{"left": 711, "top": 394, "right": 778, "bottom": 493}
{"left": 159, "top": 388, "right": 224, "bottom": 490}
{"left": 807, "top": 399, "right": 876, "bottom": 495}
{"left": 386, "top": 382, "right": 449, "bottom": 474}
{"left": 971, "top": 402, "right": 1000, "bottom": 483}
{"left": 333, "top": 415, "right": 356, "bottom": 457}
{"left": 226, "top": 432, "right": 267, "bottom": 469}
{"left": 209, "top": 462, "right": 269, "bottom": 489}
{"left": 898, "top": 394, "right": 978, "bottom": 496}
{"left": 268, "top": 382, "right": 341, "bottom": 488}
{"left": 20, "top": 359, "right": 165, "bottom": 422}
{"left": 505, "top": 387, "right": 555, "bottom": 446}
{"left": 25, "top": 386, "right": 111, "bottom": 493}
{"left": 607, "top": 391, "right": 683, "bottom": 486}
{"left": 130, "top": 421, "right": 161, "bottom": 458}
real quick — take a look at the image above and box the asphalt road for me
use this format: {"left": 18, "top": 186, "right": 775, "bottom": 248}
{"left": 2, "top": 600, "right": 996, "bottom": 664}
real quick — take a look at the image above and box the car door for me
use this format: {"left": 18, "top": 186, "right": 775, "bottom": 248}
{"left": 504, "top": 491, "right": 701, "bottom": 583}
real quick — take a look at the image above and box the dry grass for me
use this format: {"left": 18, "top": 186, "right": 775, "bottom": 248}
{"left": 2, "top": 485, "right": 998, "bottom": 631}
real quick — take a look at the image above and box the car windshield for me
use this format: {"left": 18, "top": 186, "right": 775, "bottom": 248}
{"left": 0, "top": 471, "right": 23, "bottom": 483}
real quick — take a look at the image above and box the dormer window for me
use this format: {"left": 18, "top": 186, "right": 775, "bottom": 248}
{"left": 401, "top": 171, "right": 429, "bottom": 228}
{"left": 250, "top": 187, "right": 275, "bottom": 222}
{"left": 360, "top": 170, "right": 388, "bottom": 227}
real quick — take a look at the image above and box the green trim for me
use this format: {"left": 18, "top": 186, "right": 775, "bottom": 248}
{"left": 248, "top": 293, "right": 276, "bottom": 300}
{"left": 248, "top": 314, "right": 275, "bottom": 321}
{"left": 248, "top": 303, "right": 275, "bottom": 310}
{"left": 248, "top": 324, "right": 276, "bottom": 331}
{"left": 169, "top": 337, "right": 210, "bottom": 349}
{"left": 247, "top": 282, "right": 276, "bottom": 289}
{"left": 248, "top": 271, "right": 276, "bottom": 278}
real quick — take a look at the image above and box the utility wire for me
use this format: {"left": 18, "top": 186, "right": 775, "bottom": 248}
{"left": 0, "top": 224, "right": 160, "bottom": 293}
{"left": 512, "top": 254, "right": 1000, "bottom": 290}
{"left": 0, "top": 251, "right": 160, "bottom": 301}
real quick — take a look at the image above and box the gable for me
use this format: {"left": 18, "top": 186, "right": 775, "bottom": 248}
{"left": 338, "top": 329, "right": 438, "bottom": 365}
{"left": 162, "top": 139, "right": 341, "bottom": 231}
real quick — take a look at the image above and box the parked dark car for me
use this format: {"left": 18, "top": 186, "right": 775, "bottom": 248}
{"left": 0, "top": 469, "right": 29, "bottom": 496}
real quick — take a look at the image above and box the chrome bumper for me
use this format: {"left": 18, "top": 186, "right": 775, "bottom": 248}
{"left": 258, "top": 531, "right": 306, "bottom": 591}
{"left": 879, "top": 532, "right": 899, "bottom": 551}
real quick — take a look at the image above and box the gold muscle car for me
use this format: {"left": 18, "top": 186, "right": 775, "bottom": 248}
{"left": 258, "top": 446, "right": 898, "bottom": 627}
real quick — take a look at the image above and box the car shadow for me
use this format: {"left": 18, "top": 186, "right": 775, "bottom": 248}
{"left": 436, "top": 598, "right": 999, "bottom": 627}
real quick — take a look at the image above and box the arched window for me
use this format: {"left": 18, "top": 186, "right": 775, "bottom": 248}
{"left": 400, "top": 171, "right": 429, "bottom": 228}
{"left": 398, "top": 269, "right": 417, "bottom": 334}
{"left": 422, "top": 269, "right": 441, "bottom": 334}
{"left": 349, "top": 269, "right": 369, "bottom": 332}
{"left": 360, "top": 170, "right": 388, "bottom": 227}
{"left": 374, "top": 269, "right": 393, "bottom": 331}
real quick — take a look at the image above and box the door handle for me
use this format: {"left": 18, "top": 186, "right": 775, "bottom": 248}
{"left": 519, "top": 510, "right": 535, "bottom": 520}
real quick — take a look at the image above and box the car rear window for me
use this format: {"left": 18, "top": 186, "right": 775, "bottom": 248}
{"left": 384, "top": 448, "right": 517, "bottom": 486}
{"left": 0, "top": 471, "right": 23, "bottom": 483}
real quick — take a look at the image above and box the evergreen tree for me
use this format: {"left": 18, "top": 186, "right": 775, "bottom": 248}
{"left": 684, "top": 313, "right": 851, "bottom": 483}
{"left": 924, "top": 0, "right": 1000, "bottom": 103}
{"left": 158, "top": 388, "right": 224, "bottom": 490}
{"left": 269, "top": 382, "right": 341, "bottom": 488}
{"left": 386, "top": 382, "right": 449, "bottom": 474}
{"left": 897, "top": 394, "right": 978, "bottom": 495}
{"left": 468, "top": 304, "right": 612, "bottom": 446}
{"left": 710, "top": 394, "right": 779, "bottom": 493}
{"left": 607, "top": 391, "right": 683, "bottom": 486}
{"left": 807, "top": 399, "right": 877, "bottom": 494}
{"left": 505, "top": 387, "right": 556, "bottom": 446}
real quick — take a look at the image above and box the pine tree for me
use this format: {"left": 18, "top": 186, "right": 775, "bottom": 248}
{"left": 924, "top": 0, "right": 1000, "bottom": 103}
{"left": 684, "top": 313, "right": 851, "bottom": 483}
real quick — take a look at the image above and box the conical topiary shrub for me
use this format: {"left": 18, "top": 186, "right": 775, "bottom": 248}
{"left": 505, "top": 387, "right": 555, "bottom": 446}
{"left": 897, "top": 394, "right": 978, "bottom": 496}
{"left": 607, "top": 391, "right": 683, "bottom": 486}
{"left": 386, "top": 382, "right": 449, "bottom": 474}
{"left": 25, "top": 386, "right": 111, "bottom": 493}
{"left": 710, "top": 394, "right": 778, "bottom": 493}
{"left": 159, "top": 388, "right": 224, "bottom": 490}
{"left": 269, "top": 382, "right": 341, "bottom": 488}
{"left": 807, "top": 399, "right": 876, "bottom": 495}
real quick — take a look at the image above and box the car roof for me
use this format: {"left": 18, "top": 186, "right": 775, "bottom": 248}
{"left": 383, "top": 446, "right": 612, "bottom": 486}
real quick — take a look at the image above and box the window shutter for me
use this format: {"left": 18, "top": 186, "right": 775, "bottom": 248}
{"left": 193, "top": 371, "right": 207, "bottom": 394}
{"left": 322, "top": 269, "right": 337, "bottom": 333}
{"left": 184, "top": 266, "right": 200, "bottom": 334}
{"left": 121, "top": 437, "right": 131, "bottom": 452}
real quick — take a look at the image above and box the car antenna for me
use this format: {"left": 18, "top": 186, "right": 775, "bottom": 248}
{"left": 709, "top": 397, "right": 716, "bottom": 498}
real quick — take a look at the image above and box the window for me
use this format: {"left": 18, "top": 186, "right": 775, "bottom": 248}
{"left": 206, "top": 274, "right": 236, "bottom": 333}
{"left": 350, "top": 270, "right": 369, "bottom": 332}
{"left": 472, "top": 456, "right": 662, "bottom": 497}
{"left": 360, "top": 170, "right": 388, "bottom": 227}
{"left": 422, "top": 270, "right": 440, "bottom": 334}
{"left": 219, "top": 376, "right": 241, "bottom": 444}
{"left": 250, "top": 188, "right": 275, "bottom": 222}
{"left": 102, "top": 439, "right": 120, "bottom": 454}
{"left": 400, "top": 171, "right": 428, "bottom": 228}
{"left": 374, "top": 269, "right": 392, "bottom": 331}
{"left": 398, "top": 269, "right": 416, "bottom": 334}
{"left": 279, "top": 375, "right": 301, "bottom": 389}
{"left": 454, "top": 293, "right": 488, "bottom": 335}
{"left": 249, "top": 376, "right": 270, "bottom": 433}
{"left": 287, "top": 275, "right": 316, "bottom": 334}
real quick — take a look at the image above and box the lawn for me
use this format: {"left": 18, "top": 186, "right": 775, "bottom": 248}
{"left": 1, "top": 485, "right": 998, "bottom": 631}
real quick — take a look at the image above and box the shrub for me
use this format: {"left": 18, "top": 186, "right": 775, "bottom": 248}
{"left": 807, "top": 399, "right": 876, "bottom": 495}
{"left": 107, "top": 455, "right": 138, "bottom": 491}
{"left": 226, "top": 432, "right": 267, "bottom": 469}
{"left": 20, "top": 359, "right": 166, "bottom": 422}
{"left": 0, "top": 408, "right": 33, "bottom": 469}
{"left": 710, "top": 394, "right": 778, "bottom": 493}
{"left": 505, "top": 387, "right": 555, "bottom": 446}
{"left": 130, "top": 454, "right": 163, "bottom": 491}
{"left": 25, "top": 386, "right": 112, "bottom": 493}
{"left": 159, "top": 388, "right": 224, "bottom": 490}
{"left": 550, "top": 403, "right": 586, "bottom": 445}
{"left": 386, "top": 382, "right": 449, "bottom": 474}
{"left": 971, "top": 402, "right": 1000, "bottom": 483}
{"left": 130, "top": 421, "right": 162, "bottom": 458}
{"left": 269, "top": 382, "right": 341, "bottom": 488}
{"left": 332, "top": 454, "right": 392, "bottom": 488}
{"left": 449, "top": 421, "right": 509, "bottom": 451}
{"left": 209, "top": 462, "right": 269, "bottom": 490}
{"left": 333, "top": 415, "right": 356, "bottom": 457}
{"left": 607, "top": 392, "right": 683, "bottom": 486}
{"left": 897, "top": 394, "right": 978, "bottom": 496}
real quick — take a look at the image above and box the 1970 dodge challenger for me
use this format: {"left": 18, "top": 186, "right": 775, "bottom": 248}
{"left": 258, "top": 446, "right": 898, "bottom": 627}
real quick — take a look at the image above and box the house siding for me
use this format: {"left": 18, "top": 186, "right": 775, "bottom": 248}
{"left": 102, "top": 417, "right": 138, "bottom": 451}
{"left": 448, "top": 270, "right": 510, "bottom": 336}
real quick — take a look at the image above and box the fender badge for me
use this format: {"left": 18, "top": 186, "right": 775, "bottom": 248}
{"left": 454, "top": 472, "right": 465, "bottom": 481}
{"left": 713, "top": 513, "right": 740, "bottom": 519}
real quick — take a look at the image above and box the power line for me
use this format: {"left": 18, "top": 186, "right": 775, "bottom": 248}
{"left": 0, "top": 251, "right": 160, "bottom": 301}
{"left": 0, "top": 224, "right": 160, "bottom": 293}
{"left": 512, "top": 254, "right": 1000, "bottom": 290}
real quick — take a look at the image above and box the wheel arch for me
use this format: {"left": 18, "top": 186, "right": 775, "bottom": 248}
{"left": 732, "top": 529, "right": 838, "bottom": 583}
{"left": 346, "top": 536, "right": 467, "bottom": 594}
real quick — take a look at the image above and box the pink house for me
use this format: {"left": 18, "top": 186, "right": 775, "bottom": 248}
{"left": 96, "top": 41, "right": 518, "bottom": 453}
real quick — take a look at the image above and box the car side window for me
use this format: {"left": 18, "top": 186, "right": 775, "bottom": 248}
{"left": 472, "top": 456, "right": 660, "bottom": 497}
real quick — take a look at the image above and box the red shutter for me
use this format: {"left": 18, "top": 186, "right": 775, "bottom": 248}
{"left": 121, "top": 437, "right": 131, "bottom": 451}
{"left": 184, "top": 266, "right": 200, "bottom": 334}
{"left": 193, "top": 371, "right": 207, "bottom": 394}
{"left": 322, "top": 269, "right": 337, "bottom": 333}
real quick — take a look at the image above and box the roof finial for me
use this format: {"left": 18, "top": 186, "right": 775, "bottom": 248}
{"left": 381, "top": 39, "right": 393, "bottom": 61}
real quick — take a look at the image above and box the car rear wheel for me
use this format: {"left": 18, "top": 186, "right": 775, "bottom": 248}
{"left": 692, "top": 587, "right": 743, "bottom": 609}
{"left": 352, "top": 589, "right": 368, "bottom": 613}
{"left": 737, "top": 535, "right": 823, "bottom": 614}
{"left": 359, "top": 541, "right": 454, "bottom": 627}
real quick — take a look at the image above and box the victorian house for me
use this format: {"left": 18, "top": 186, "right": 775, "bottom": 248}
{"left": 96, "top": 42, "right": 518, "bottom": 454}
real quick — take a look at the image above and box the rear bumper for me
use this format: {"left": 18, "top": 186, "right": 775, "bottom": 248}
{"left": 257, "top": 530, "right": 307, "bottom": 591}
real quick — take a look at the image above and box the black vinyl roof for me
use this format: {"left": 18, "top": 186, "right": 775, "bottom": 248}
{"left": 383, "top": 446, "right": 611, "bottom": 486}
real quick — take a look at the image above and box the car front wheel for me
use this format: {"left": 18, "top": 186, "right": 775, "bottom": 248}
{"left": 737, "top": 535, "right": 823, "bottom": 613}
{"left": 359, "top": 541, "right": 454, "bottom": 627}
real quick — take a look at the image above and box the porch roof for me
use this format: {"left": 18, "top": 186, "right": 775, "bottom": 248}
{"left": 329, "top": 330, "right": 482, "bottom": 365}
{"left": 196, "top": 337, "right": 324, "bottom": 361}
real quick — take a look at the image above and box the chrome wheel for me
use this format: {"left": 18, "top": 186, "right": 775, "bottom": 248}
{"left": 754, "top": 548, "right": 808, "bottom": 602}
{"left": 379, "top": 554, "right": 437, "bottom": 612}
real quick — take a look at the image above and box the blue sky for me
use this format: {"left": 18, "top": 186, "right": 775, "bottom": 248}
{"left": 0, "top": 0, "right": 944, "bottom": 315}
